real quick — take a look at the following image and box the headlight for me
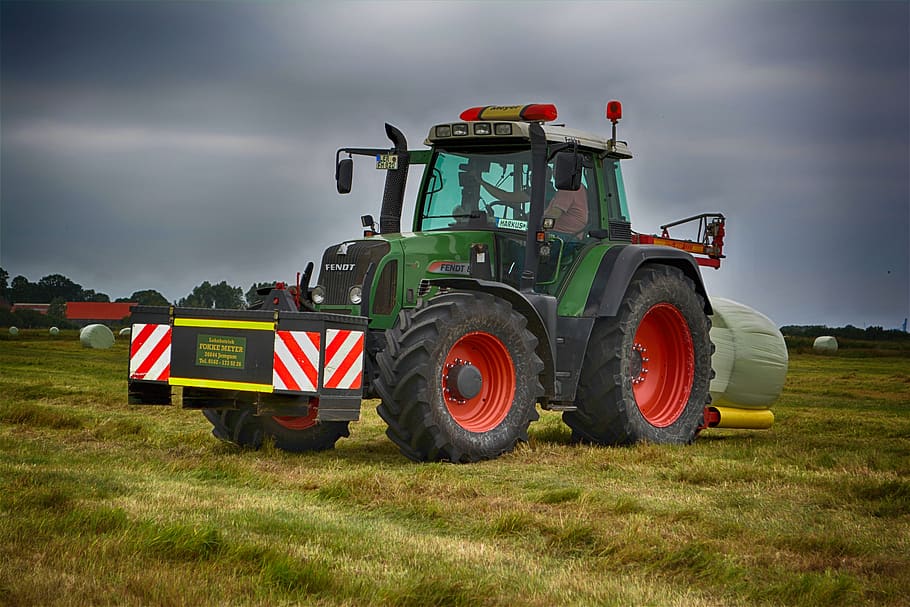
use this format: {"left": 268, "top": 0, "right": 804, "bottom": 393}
{"left": 311, "top": 285, "right": 325, "bottom": 304}
{"left": 349, "top": 285, "right": 363, "bottom": 305}
{"left": 452, "top": 123, "right": 469, "bottom": 136}
{"left": 473, "top": 122, "right": 491, "bottom": 135}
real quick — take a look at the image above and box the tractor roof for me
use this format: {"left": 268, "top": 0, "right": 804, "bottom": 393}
{"left": 424, "top": 103, "right": 632, "bottom": 158}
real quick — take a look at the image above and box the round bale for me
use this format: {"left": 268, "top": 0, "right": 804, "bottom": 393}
{"left": 80, "top": 324, "right": 115, "bottom": 349}
{"left": 709, "top": 297, "right": 789, "bottom": 408}
{"left": 9, "top": 326, "right": 19, "bottom": 336}
{"left": 119, "top": 327, "right": 131, "bottom": 338}
{"left": 49, "top": 326, "right": 60, "bottom": 336}
{"left": 813, "top": 335, "right": 838, "bottom": 354}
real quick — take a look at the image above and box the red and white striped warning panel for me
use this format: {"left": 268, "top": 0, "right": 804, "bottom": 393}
{"left": 129, "top": 323, "right": 172, "bottom": 382}
{"left": 323, "top": 329, "right": 364, "bottom": 390}
{"left": 273, "top": 330, "right": 320, "bottom": 392}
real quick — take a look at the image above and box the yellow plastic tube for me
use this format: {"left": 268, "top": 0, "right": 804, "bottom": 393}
{"left": 706, "top": 406, "right": 775, "bottom": 430}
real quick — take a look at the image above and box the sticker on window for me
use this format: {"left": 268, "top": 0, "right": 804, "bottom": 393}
{"left": 496, "top": 218, "right": 528, "bottom": 231}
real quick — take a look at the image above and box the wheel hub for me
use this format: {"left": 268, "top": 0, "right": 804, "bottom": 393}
{"left": 444, "top": 358, "right": 483, "bottom": 404}
{"left": 441, "top": 331, "right": 516, "bottom": 432}
{"left": 630, "top": 342, "right": 650, "bottom": 385}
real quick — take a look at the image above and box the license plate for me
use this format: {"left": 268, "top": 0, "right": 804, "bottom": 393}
{"left": 375, "top": 154, "right": 398, "bottom": 170}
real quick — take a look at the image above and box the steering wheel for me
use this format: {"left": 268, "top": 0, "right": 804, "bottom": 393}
{"left": 483, "top": 200, "right": 528, "bottom": 221}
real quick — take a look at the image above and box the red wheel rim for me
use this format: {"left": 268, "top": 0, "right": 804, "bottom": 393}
{"left": 272, "top": 398, "right": 318, "bottom": 431}
{"left": 442, "top": 332, "right": 516, "bottom": 432}
{"left": 631, "top": 303, "right": 694, "bottom": 427}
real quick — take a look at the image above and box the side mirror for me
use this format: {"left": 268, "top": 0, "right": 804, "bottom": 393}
{"left": 336, "top": 157, "right": 353, "bottom": 194}
{"left": 553, "top": 151, "right": 582, "bottom": 191}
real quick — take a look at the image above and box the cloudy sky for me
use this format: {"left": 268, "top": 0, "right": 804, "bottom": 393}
{"left": 2, "top": 1, "right": 908, "bottom": 328}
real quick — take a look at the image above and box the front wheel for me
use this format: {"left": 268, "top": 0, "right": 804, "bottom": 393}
{"left": 563, "top": 264, "right": 712, "bottom": 445}
{"left": 202, "top": 401, "right": 350, "bottom": 452}
{"left": 375, "top": 292, "right": 543, "bottom": 463}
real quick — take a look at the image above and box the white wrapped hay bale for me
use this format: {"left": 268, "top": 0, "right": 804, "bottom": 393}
{"left": 813, "top": 336, "right": 838, "bottom": 353}
{"left": 118, "top": 327, "right": 131, "bottom": 338}
{"left": 709, "top": 297, "right": 788, "bottom": 408}
{"left": 49, "top": 327, "right": 60, "bottom": 336}
{"left": 8, "top": 326, "right": 19, "bottom": 336}
{"left": 80, "top": 324, "right": 115, "bottom": 349}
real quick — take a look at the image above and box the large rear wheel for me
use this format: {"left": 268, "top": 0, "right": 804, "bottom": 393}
{"left": 563, "top": 264, "right": 711, "bottom": 445}
{"left": 375, "top": 291, "right": 543, "bottom": 463}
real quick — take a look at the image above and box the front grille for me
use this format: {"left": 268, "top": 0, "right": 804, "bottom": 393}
{"left": 317, "top": 240, "right": 391, "bottom": 306}
{"left": 372, "top": 260, "right": 398, "bottom": 315}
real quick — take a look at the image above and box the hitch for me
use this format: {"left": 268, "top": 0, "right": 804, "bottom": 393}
{"left": 633, "top": 213, "right": 726, "bottom": 269}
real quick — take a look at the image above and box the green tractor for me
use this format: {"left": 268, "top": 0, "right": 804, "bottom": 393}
{"left": 128, "top": 101, "right": 733, "bottom": 463}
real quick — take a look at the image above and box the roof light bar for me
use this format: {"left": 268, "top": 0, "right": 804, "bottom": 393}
{"left": 460, "top": 103, "right": 558, "bottom": 122}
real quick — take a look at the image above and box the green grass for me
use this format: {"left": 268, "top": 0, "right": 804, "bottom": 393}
{"left": 1, "top": 331, "right": 908, "bottom": 606}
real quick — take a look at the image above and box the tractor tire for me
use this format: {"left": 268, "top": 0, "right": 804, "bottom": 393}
{"left": 375, "top": 291, "right": 543, "bottom": 463}
{"left": 563, "top": 264, "right": 711, "bottom": 445}
{"left": 202, "top": 404, "right": 350, "bottom": 453}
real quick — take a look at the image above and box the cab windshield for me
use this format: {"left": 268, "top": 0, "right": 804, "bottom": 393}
{"left": 417, "top": 149, "right": 537, "bottom": 232}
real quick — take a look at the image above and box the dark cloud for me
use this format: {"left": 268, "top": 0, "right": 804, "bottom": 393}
{"left": 1, "top": 1, "right": 907, "bottom": 328}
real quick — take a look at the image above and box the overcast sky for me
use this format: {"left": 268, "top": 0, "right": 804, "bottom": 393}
{"left": 2, "top": 1, "right": 908, "bottom": 328}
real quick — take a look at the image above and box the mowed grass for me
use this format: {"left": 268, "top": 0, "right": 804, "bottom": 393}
{"left": 1, "top": 331, "right": 908, "bottom": 606}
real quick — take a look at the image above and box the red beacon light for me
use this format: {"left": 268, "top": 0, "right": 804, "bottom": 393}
{"left": 605, "top": 100, "right": 622, "bottom": 143}
{"left": 459, "top": 103, "right": 558, "bottom": 122}
{"left": 606, "top": 100, "right": 622, "bottom": 122}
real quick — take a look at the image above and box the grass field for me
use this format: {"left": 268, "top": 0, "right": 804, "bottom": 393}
{"left": 1, "top": 331, "right": 908, "bottom": 606}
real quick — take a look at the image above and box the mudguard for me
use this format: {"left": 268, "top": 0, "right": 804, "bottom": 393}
{"left": 584, "top": 244, "right": 712, "bottom": 317}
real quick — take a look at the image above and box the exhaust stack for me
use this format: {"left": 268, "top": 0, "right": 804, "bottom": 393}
{"left": 379, "top": 124, "right": 409, "bottom": 234}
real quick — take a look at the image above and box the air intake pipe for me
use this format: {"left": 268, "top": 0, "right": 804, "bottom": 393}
{"left": 379, "top": 124, "right": 410, "bottom": 234}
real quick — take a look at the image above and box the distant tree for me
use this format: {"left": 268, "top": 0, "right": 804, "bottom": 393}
{"left": 10, "top": 275, "right": 37, "bottom": 303}
{"left": 13, "top": 309, "right": 54, "bottom": 329}
{"left": 0, "top": 267, "right": 8, "bottom": 296}
{"left": 780, "top": 324, "right": 910, "bottom": 343}
{"left": 82, "top": 290, "right": 111, "bottom": 302}
{"left": 38, "top": 274, "right": 84, "bottom": 302}
{"left": 0, "top": 307, "right": 16, "bottom": 327}
{"left": 179, "top": 281, "right": 244, "bottom": 309}
{"left": 120, "top": 289, "right": 170, "bottom": 306}
{"left": 178, "top": 281, "right": 212, "bottom": 308}
{"left": 48, "top": 297, "right": 67, "bottom": 320}
{"left": 211, "top": 281, "right": 244, "bottom": 309}
{"left": 245, "top": 282, "right": 278, "bottom": 308}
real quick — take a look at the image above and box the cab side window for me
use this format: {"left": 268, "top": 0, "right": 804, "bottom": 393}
{"left": 544, "top": 155, "right": 599, "bottom": 240}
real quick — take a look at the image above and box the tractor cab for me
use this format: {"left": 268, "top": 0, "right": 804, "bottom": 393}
{"left": 415, "top": 105, "right": 633, "bottom": 291}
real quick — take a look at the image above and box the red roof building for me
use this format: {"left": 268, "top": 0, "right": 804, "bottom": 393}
{"left": 66, "top": 302, "right": 136, "bottom": 323}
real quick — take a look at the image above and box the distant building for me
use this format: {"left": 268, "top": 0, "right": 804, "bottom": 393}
{"left": 65, "top": 302, "right": 136, "bottom": 327}
{"left": 11, "top": 303, "right": 51, "bottom": 314}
